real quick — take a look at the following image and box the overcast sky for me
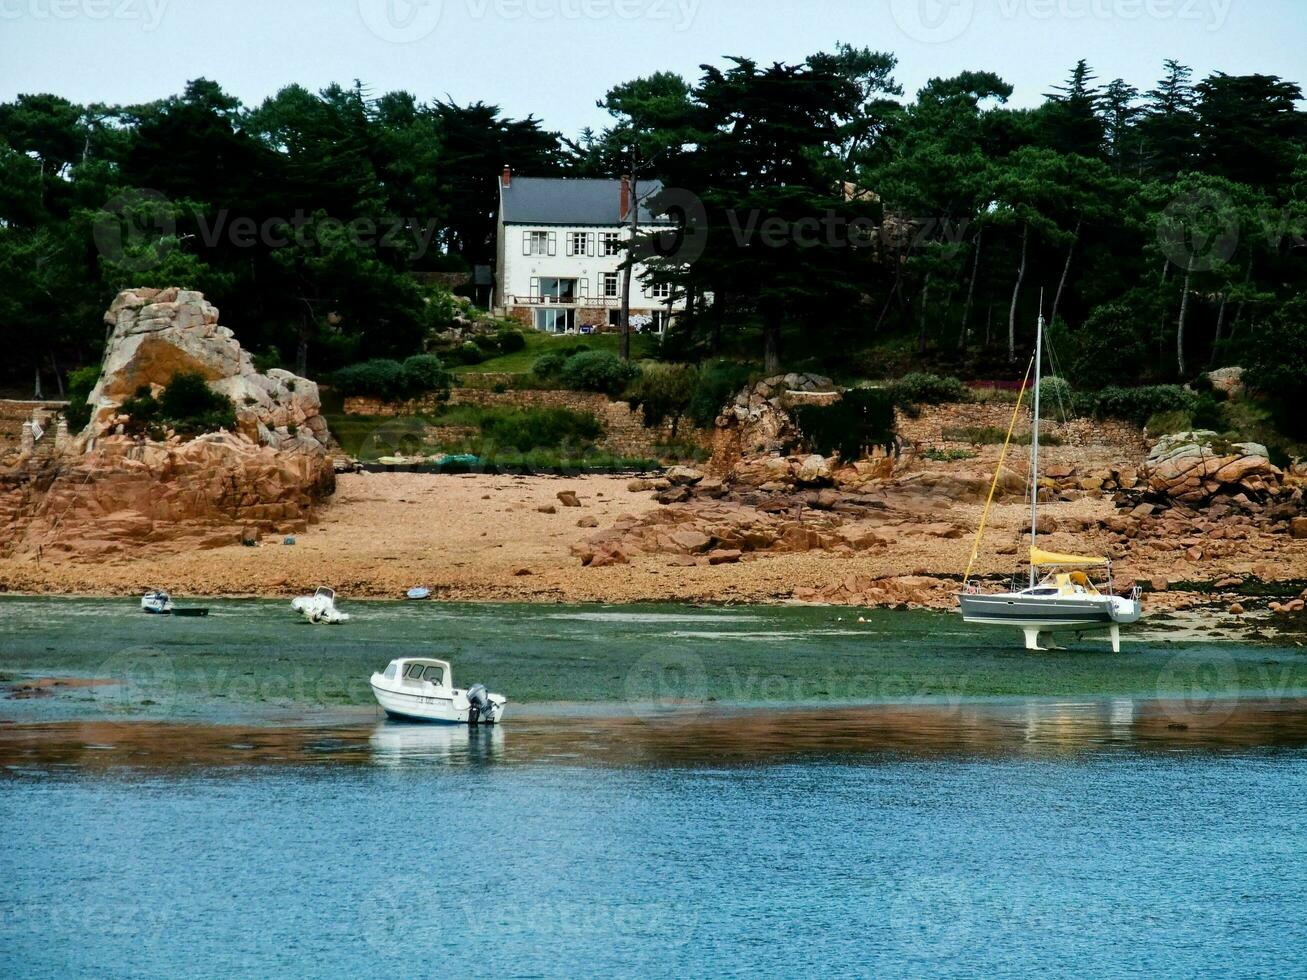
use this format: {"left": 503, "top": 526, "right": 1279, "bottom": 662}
{"left": 1, "top": 0, "right": 1303, "bottom": 135}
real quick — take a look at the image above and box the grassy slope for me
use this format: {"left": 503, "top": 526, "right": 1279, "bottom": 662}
{"left": 453, "top": 330, "right": 658, "bottom": 376}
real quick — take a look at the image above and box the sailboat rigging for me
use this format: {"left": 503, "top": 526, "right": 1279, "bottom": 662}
{"left": 957, "top": 307, "right": 1142, "bottom": 651}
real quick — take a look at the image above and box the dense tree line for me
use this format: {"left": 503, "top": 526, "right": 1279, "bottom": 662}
{"left": 1, "top": 54, "right": 1303, "bottom": 403}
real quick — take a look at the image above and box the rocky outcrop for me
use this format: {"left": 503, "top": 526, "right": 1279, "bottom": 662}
{"left": 1143, "top": 431, "right": 1281, "bottom": 505}
{"left": 89, "top": 287, "right": 330, "bottom": 451}
{"left": 1205, "top": 367, "right": 1245, "bottom": 398}
{"left": 714, "top": 373, "right": 839, "bottom": 459}
{"left": 0, "top": 288, "right": 340, "bottom": 560}
{"left": 0, "top": 432, "right": 334, "bottom": 559}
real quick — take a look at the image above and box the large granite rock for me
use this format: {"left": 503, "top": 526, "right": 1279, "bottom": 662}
{"left": 715, "top": 373, "right": 838, "bottom": 457}
{"left": 1143, "top": 430, "right": 1281, "bottom": 505}
{"left": 0, "top": 432, "right": 334, "bottom": 559}
{"left": 86, "top": 287, "right": 330, "bottom": 451}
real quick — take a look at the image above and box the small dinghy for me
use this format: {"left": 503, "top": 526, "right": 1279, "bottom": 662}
{"left": 291, "top": 586, "right": 351, "bottom": 624}
{"left": 406, "top": 587, "right": 431, "bottom": 601}
{"left": 370, "top": 658, "right": 506, "bottom": 725}
{"left": 141, "top": 590, "right": 173, "bottom": 615}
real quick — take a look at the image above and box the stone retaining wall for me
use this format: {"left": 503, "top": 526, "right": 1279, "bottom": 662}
{"left": 0, "top": 400, "right": 68, "bottom": 453}
{"left": 895, "top": 401, "right": 1147, "bottom": 455}
{"left": 343, "top": 389, "right": 712, "bottom": 459}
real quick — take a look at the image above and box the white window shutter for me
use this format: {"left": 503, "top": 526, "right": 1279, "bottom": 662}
{"left": 579, "top": 278, "right": 589, "bottom": 297}
{"left": 523, "top": 232, "right": 531, "bottom": 256}
{"left": 530, "top": 276, "right": 539, "bottom": 299}
{"left": 565, "top": 234, "right": 574, "bottom": 257}
{"left": 588, "top": 235, "right": 595, "bottom": 257}
{"left": 548, "top": 232, "right": 556, "bottom": 256}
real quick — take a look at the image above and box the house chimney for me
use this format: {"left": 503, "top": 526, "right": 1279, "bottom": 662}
{"left": 502, "top": 165, "right": 512, "bottom": 189}
{"left": 620, "top": 175, "right": 631, "bottom": 221}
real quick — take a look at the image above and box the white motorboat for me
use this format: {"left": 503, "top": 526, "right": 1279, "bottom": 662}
{"left": 957, "top": 308, "right": 1142, "bottom": 651}
{"left": 141, "top": 589, "right": 173, "bottom": 615}
{"left": 291, "top": 586, "right": 351, "bottom": 624}
{"left": 370, "top": 657, "right": 507, "bottom": 724}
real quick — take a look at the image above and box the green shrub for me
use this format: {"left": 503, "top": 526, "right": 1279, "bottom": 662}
{"left": 1144, "top": 410, "right": 1193, "bottom": 436}
{"left": 334, "top": 356, "right": 450, "bottom": 401}
{"left": 888, "top": 372, "right": 969, "bottom": 406}
{"left": 626, "top": 363, "right": 698, "bottom": 435}
{"left": 401, "top": 354, "right": 451, "bottom": 398}
{"left": 331, "top": 359, "right": 409, "bottom": 400}
{"left": 121, "top": 373, "right": 236, "bottom": 438}
{"left": 63, "top": 364, "right": 101, "bottom": 432}
{"left": 479, "top": 407, "right": 604, "bottom": 452}
{"left": 1037, "top": 376, "right": 1074, "bottom": 412}
{"left": 921, "top": 447, "right": 978, "bottom": 462}
{"left": 794, "top": 388, "right": 897, "bottom": 461}
{"left": 1066, "top": 298, "right": 1154, "bottom": 389}
{"left": 1089, "top": 385, "right": 1197, "bottom": 427}
{"left": 252, "top": 347, "right": 282, "bottom": 374}
{"left": 494, "top": 329, "right": 526, "bottom": 353}
{"left": 532, "top": 352, "right": 567, "bottom": 379}
{"left": 559, "top": 351, "right": 638, "bottom": 395}
{"left": 687, "top": 360, "right": 754, "bottom": 428}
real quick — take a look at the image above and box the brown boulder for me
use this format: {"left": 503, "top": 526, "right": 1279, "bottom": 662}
{"left": 708, "top": 549, "right": 743, "bottom": 565}
{"left": 556, "top": 491, "right": 581, "bottom": 507}
{"left": 669, "top": 529, "right": 713, "bottom": 554}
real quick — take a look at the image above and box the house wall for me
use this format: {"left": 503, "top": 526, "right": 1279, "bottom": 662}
{"left": 498, "top": 222, "right": 686, "bottom": 319}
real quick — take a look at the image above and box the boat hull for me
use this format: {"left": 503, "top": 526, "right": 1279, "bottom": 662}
{"left": 958, "top": 592, "right": 1115, "bottom": 631}
{"left": 370, "top": 680, "right": 506, "bottom": 725}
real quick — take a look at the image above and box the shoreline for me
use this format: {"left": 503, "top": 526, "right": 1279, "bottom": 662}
{"left": 3, "top": 472, "right": 1303, "bottom": 613}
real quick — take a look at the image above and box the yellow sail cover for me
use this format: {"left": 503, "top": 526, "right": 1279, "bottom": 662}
{"left": 1031, "top": 547, "right": 1109, "bottom": 568}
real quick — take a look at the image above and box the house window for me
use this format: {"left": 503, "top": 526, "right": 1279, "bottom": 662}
{"left": 601, "top": 272, "right": 620, "bottom": 299}
{"left": 535, "top": 277, "right": 578, "bottom": 302}
{"left": 524, "top": 230, "right": 553, "bottom": 256}
{"left": 600, "top": 232, "right": 622, "bottom": 256}
{"left": 567, "top": 232, "right": 592, "bottom": 257}
{"left": 649, "top": 281, "right": 672, "bottom": 300}
{"left": 534, "top": 308, "right": 576, "bottom": 334}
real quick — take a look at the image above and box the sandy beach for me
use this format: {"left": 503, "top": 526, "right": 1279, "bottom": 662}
{"left": 1, "top": 471, "right": 1301, "bottom": 608}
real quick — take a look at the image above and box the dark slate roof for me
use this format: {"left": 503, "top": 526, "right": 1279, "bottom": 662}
{"left": 500, "top": 176, "right": 666, "bottom": 226}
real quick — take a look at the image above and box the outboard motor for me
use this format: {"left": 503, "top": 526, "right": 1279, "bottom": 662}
{"left": 466, "top": 684, "right": 492, "bottom": 725}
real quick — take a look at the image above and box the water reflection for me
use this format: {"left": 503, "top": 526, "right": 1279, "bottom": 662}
{"left": 6, "top": 697, "right": 1307, "bottom": 773}
{"left": 368, "top": 722, "right": 505, "bottom": 766}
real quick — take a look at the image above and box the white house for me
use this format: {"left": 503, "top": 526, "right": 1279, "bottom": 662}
{"left": 493, "top": 167, "right": 686, "bottom": 334}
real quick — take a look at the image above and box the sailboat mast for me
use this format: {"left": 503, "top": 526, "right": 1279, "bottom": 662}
{"left": 1029, "top": 309, "right": 1044, "bottom": 587}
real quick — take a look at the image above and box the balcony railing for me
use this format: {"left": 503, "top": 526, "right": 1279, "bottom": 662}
{"left": 504, "top": 294, "right": 674, "bottom": 309}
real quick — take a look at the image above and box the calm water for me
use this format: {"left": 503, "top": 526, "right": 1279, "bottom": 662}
{"left": 4, "top": 738, "right": 1306, "bottom": 977}
{"left": 4, "top": 597, "right": 1307, "bottom": 976}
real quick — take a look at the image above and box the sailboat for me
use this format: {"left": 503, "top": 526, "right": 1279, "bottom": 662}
{"left": 957, "top": 309, "right": 1142, "bottom": 652}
